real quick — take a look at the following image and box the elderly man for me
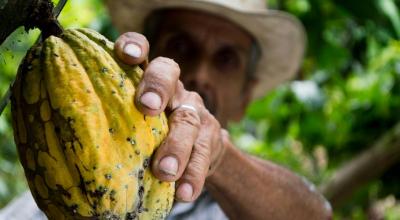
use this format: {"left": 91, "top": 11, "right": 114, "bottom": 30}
{"left": 106, "top": 0, "right": 332, "bottom": 219}
{"left": 0, "top": 0, "right": 332, "bottom": 219}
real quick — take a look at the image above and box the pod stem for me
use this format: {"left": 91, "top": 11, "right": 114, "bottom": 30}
{"left": 25, "top": 0, "right": 64, "bottom": 39}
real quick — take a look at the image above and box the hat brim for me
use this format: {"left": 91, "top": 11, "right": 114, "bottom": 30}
{"left": 106, "top": 0, "right": 306, "bottom": 99}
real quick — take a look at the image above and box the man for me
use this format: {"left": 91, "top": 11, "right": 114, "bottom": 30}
{"left": 106, "top": 0, "right": 332, "bottom": 219}
{"left": 0, "top": 0, "right": 332, "bottom": 219}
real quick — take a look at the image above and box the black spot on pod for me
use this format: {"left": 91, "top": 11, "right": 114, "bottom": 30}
{"left": 55, "top": 184, "right": 72, "bottom": 199}
{"left": 91, "top": 201, "right": 98, "bottom": 209}
{"left": 143, "top": 158, "right": 150, "bottom": 169}
{"left": 109, "top": 190, "right": 116, "bottom": 202}
{"left": 138, "top": 186, "right": 144, "bottom": 198}
{"left": 67, "top": 117, "right": 75, "bottom": 125}
{"left": 91, "top": 186, "right": 108, "bottom": 198}
{"left": 126, "top": 212, "right": 137, "bottom": 220}
{"left": 85, "top": 180, "right": 94, "bottom": 185}
{"left": 137, "top": 201, "right": 143, "bottom": 213}
{"left": 105, "top": 173, "right": 112, "bottom": 180}
{"left": 101, "top": 67, "right": 108, "bottom": 74}
{"left": 126, "top": 137, "right": 136, "bottom": 145}
{"left": 102, "top": 211, "right": 119, "bottom": 220}
{"left": 70, "top": 204, "right": 78, "bottom": 214}
{"left": 138, "top": 206, "right": 148, "bottom": 213}
{"left": 138, "top": 170, "right": 144, "bottom": 180}
{"left": 109, "top": 128, "right": 115, "bottom": 134}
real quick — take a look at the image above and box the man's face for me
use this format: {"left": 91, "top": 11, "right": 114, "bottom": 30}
{"left": 150, "top": 10, "right": 256, "bottom": 127}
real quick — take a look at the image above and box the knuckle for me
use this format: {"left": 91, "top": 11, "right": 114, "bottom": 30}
{"left": 123, "top": 32, "right": 147, "bottom": 42}
{"left": 154, "top": 57, "right": 179, "bottom": 67}
{"left": 170, "top": 109, "right": 201, "bottom": 129}
{"left": 194, "top": 140, "right": 211, "bottom": 157}
{"left": 187, "top": 91, "right": 203, "bottom": 103}
{"left": 146, "top": 59, "right": 180, "bottom": 83}
{"left": 154, "top": 57, "right": 180, "bottom": 78}
{"left": 202, "top": 110, "right": 212, "bottom": 123}
{"left": 221, "top": 129, "right": 230, "bottom": 140}
{"left": 211, "top": 117, "right": 221, "bottom": 130}
{"left": 202, "top": 110, "right": 219, "bottom": 129}
{"left": 183, "top": 165, "right": 206, "bottom": 187}
{"left": 181, "top": 152, "right": 209, "bottom": 187}
{"left": 144, "top": 74, "right": 171, "bottom": 95}
{"left": 165, "top": 136, "right": 193, "bottom": 155}
{"left": 153, "top": 57, "right": 180, "bottom": 70}
{"left": 116, "top": 32, "right": 149, "bottom": 53}
{"left": 142, "top": 79, "right": 173, "bottom": 102}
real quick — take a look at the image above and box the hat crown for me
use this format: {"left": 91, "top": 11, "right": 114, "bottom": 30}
{"left": 182, "top": 0, "right": 267, "bottom": 11}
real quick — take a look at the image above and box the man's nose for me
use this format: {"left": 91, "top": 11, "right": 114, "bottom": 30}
{"left": 182, "top": 63, "right": 212, "bottom": 92}
{"left": 181, "top": 63, "right": 217, "bottom": 114}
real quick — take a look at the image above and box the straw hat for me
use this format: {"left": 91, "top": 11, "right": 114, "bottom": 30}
{"left": 106, "top": 0, "right": 306, "bottom": 99}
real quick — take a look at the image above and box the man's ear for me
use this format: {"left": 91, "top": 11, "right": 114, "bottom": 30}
{"left": 232, "top": 78, "right": 259, "bottom": 121}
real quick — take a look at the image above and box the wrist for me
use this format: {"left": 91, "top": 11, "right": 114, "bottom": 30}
{"left": 207, "top": 130, "right": 229, "bottom": 178}
{"left": 206, "top": 136, "right": 239, "bottom": 184}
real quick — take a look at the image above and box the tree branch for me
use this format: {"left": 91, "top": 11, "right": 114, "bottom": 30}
{"left": 320, "top": 122, "right": 400, "bottom": 208}
{"left": 0, "top": 0, "right": 60, "bottom": 45}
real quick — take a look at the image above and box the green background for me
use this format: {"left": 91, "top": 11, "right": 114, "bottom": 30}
{"left": 1, "top": 0, "right": 400, "bottom": 219}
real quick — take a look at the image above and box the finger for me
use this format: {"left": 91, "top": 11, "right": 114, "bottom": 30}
{"left": 114, "top": 32, "right": 149, "bottom": 65}
{"left": 151, "top": 92, "right": 203, "bottom": 180}
{"left": 175, "top": 115, "right": 217, "bottom": 202}
{"left": 151, "top": 102, "right": 201, "bottom": 182}
{"left": 135, "top": 57, "right": 181, "bottom": 116}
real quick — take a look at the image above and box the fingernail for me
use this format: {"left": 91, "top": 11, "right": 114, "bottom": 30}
{"left": 177, "top": 183, "right": 193, "bottom": 201}
{"left": 124, "top": 43, "right": 142, "bottom": 58}
{"left": 140, "top": 92, "right": 162, "bottom": 110}
{"left": 159, "top": 156, "right": 178, "bottom": 176}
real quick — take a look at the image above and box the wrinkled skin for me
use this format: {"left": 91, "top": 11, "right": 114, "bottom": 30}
{"left": 114, "top": 9, "right": 333, "bottom": 220}
{"left": 149, "top": 10, "right": 256, "bottom": 126}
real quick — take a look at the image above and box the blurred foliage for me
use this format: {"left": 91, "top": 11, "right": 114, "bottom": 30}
{"left": 232, "top": 0, "right": 400, "bottom": 218}
{"left": 0, "top": 0, "right": 400, "bottom": 219}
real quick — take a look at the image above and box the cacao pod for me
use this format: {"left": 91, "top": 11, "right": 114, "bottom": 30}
{"left": 11, "top": 28, "right": 174, "bottom": 220}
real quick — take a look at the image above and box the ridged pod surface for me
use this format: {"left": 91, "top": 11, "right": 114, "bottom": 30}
{"left": 11, "top": 28, "right": 174, "bottom": 220}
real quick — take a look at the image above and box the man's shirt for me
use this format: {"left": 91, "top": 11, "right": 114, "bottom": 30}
{"left": 0, "top": 190, "right": 228, "bottom": 220}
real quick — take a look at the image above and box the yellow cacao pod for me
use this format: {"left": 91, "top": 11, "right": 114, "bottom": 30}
{"left": 11, "top": 28, "right": 174, "bottom": 220}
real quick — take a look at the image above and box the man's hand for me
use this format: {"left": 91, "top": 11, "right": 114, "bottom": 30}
{"left": 114, "top": 32, "right": 227, "bottom": 202}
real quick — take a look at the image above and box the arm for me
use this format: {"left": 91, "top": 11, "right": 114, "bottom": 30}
{"left": 206, "top": 139, "right": 332, "bottom": 220}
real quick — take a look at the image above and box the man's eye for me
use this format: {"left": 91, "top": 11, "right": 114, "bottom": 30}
{"left": 215, "top": 47, "right": 240, "bottom": 71}
{"left": 165, "top": 34, "right": 191, "bottom": 57}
